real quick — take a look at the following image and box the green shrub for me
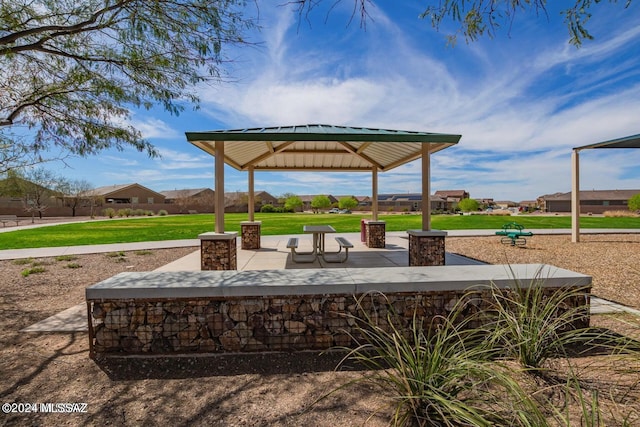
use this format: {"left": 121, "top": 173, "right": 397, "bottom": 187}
{"left": 106, "top": 251, "right": 126, "bottom": 260}
{"left": 628, "top": 193, "right": 640, "bottom": 211}
{"left": 65, "top": 262, "right": 82, "bottom": 269}
{"left": 21, "top": 266, "right": 46, "bottom": 277}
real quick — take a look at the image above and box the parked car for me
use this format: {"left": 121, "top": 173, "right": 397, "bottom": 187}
{"left": 328, "top": 208, "right": 340, "bottom": 214}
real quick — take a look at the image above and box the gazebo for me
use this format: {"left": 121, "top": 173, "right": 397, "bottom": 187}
{"left": 571, "top": 133, "right": 640, "bottom": 242}
{"left": 185, "top": 124, "right": 461, "bottom": 269}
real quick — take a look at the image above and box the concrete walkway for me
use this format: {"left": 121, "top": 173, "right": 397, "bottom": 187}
{"left": 3, "top": 228, "right": 640, "bottom": 261}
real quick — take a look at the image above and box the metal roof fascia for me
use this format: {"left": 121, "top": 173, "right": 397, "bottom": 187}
{"left": 573, "top": 134, "right": 640, "bottom": 150}
{"left": 185, "top": 130, "right": 461, "bottom": 144}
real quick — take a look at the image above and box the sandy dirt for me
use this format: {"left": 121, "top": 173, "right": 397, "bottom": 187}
{"left": 1, "top": 234, "right": 640, "bottom": 426}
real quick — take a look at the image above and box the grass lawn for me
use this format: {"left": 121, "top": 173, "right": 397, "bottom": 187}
{"left": 0, "top": 213, "right": 638, "bottom": 250}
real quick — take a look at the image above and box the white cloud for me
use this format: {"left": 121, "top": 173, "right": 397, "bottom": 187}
{"left": 129, "top": 117, "right": 180, "bottom": 140}
{"left": 69, "top": 3, "right": 640, "bottom": 200}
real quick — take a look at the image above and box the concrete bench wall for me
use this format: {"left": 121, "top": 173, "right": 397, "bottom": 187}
{"left": 86, "top": 264, "right": 591, "bottom": 357}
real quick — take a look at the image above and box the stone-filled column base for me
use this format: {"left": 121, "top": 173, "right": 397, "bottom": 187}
{"left": 407, "top": 230, "right": 447, "bottom": 266}
{"left": 240, "top": 221, "right": 261, "bottom": 250}
{"left": 365, "top": 221, "right": 386, "bottom": 248}
{"left": 199, "top": 232, "right": 238, "bottom": 270}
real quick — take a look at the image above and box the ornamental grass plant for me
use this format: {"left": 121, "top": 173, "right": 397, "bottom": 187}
{"left": 329, "top": 280, "right": 640, "bottom": 426}
{"left": 331, "top": 292, "right": 545, "bottom": 427}
{"left": 479, "top": 267, "right": 592, "bottom": 372}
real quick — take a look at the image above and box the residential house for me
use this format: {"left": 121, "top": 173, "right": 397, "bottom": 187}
{"left": 434, "top": 190, "right": 470, "bottom": 202}
{"left": 160, "top": 188, "right": 215, "bottom": 213}
{"left": 89, "top": 183, "right": 166, "bottom": 205}
{"left": 224, "top": 191, "right": 278, "bottom": 213}
{"left": 493, "top": 200, "right": 518, "bottom": 210}
{"left": 378, "top": 193, "right": 448, "bottom": 212}
{"left": 434, "top": 190, "right": 470, "bottom": 211}
{"left": 538, "top": 189, "right": 640, "bottom": 214}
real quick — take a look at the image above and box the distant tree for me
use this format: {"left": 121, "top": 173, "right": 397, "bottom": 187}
{"left": 0, "top": 0, "right": 254, "bottom": 172}
{"left": 174, "top": 189, "right": 195, "bottom": 214}
{"left": 338, "top": 196, "right": 358, "bottom": 210}
{"left": 0, "top": 169, "right": 23, "bottom": 197}
{"left": 284, "top": 195, "right": 303, "bottom": 212}
{"left": 629, "top": 193, "right": 640, "bottom": 212}
{"left": 457, "top": 197, "right": 479, "bottom": 212}
{"left": 18, "top": 168, "right": 61, "bottom": 221}
{"left": 311, "top": 195, "right": 331, "bottom": 213}
{"left": 278, "top": 192, "right": 295, "bottom": 205}
{"left": 58, "top": 179, "right": 94, "bottom": 217}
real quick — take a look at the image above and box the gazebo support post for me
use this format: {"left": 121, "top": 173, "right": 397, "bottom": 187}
{"left": 199, "top": 140, "right": 238, "bottom": 270}
{"left": 571, "top": 149, "right": 581, "bottom": 243}
{"left": 241, "top": 165, "right": 261, "bottom": 249}
{"left": 408, "top": 144, "right": 447, "bottom": 266}
{"left": 372, "top": 166, "right": 378, "bottom": 221}
{"left": 248, "top": 166, "right": 255, "bottom": 222}
{"left": 364, "top": 166, "right": 386, "bottom": 248}
{"left": 215, "top": 140, "right": 225, "bottom": 234}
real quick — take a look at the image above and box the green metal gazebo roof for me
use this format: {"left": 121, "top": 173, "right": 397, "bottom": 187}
{"left": 574, "top": 133, "right": 640, "bottom": 150}
{"left": 186, "top": 124, "right": 461, "bottom": 172}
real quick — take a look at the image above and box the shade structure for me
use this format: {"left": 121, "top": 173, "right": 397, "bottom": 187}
{"left": 186, "top": 124, "right": 461, "bottom": 172}
{"left": 571, "top": 133, "right": 640, "bottom": 242}
{"left": 185, "top": 124, "right": 462, "bottom": 232}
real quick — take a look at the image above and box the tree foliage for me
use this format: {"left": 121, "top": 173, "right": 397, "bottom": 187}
{"left": 293, "top": 0, "right": 633, "bottom": 46}
{"left": 629, "top": 193, "right": 640, "bottom": 211}
{"left": 311, "top": 195, "right": 331, "bottom": 212}
{"left": 0, "top": 0, "right": 253, "bottom": 172}
{"left": 457, "top": 197, "right": 479, "bottom": 212}
{"left": 284, "top": 195, "right": 303, "bottom": 212}
{"left": 338, "top": 196, "right": 358, "bottom": 210}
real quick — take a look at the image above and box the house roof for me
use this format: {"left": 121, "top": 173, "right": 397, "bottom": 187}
{"left": 160, "top": 188, "right": 212, "bottom": 199}
{"left": 542, "top": 189, "right": 640, "bottom": 201}
{"left": 88, "top": 183, "right": 165, "bottom": 199}
{"left": 185, "top": 124, "right": 461, "bottom": 172}
{"left": 224, "top": 191, "right": 276, "bottom": 199}
{"left": 434, "top": 190, "right": 468, "bottom": 197}
{"left": 574, "top": 133, "right": 640, "bottom": 150}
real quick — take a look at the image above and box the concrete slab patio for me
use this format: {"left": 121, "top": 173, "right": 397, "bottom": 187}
{"left": 21, "top": 231, "right": 636, "bottom": 333}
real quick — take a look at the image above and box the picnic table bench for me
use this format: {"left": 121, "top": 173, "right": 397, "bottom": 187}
{"left": 495, "top": 222, "right": 533, "bottom": 246}
{"left": 0, "top": 215, "right": 20, "bottom": 227}
{"left": 287, "top": 235, "right": 353, "bottom": 263}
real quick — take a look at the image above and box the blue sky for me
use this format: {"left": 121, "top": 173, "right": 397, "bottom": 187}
{"left": 57, "top": 1, "right": 639, "bottom": 202}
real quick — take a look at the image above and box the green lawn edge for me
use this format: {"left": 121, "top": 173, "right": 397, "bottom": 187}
{"left": 0, "top": 213, "right": 638, "bottom": 250}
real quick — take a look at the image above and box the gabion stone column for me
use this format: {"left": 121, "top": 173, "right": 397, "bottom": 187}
{"left": 240, "top": 221, "right": 261, "bottom": 250}
{"left": 407, "top": 230, "right": 447, "bottom": 266}
{"left": 365, "top": 220, "right": 386, "bottom": 248}
{"left": 199, "top": 232, "right": 238, "bottom": 270}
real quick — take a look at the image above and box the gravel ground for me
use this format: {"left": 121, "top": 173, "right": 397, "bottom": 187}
{"left": 447, "top": 233, "right": 640, "bottom": 309}
{"left": 1, "top": 234, "right": 640, "bottom": 426}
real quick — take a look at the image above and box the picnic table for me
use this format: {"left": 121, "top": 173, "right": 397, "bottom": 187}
{"left": 495, "top": 222, "right": 533, "bottom": 246}
{"left": 287, "top": 225, "right": 353, "bottom": 263}
{"left": 304, "top": 225, "right": 336, "bottom": 255}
